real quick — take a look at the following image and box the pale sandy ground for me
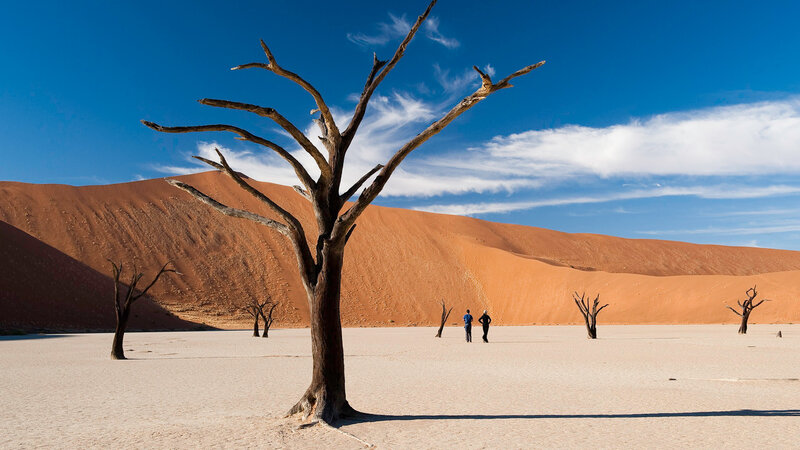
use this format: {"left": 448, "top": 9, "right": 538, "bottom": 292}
{"left": 2, "top": 325, "right": 799, "bottom": 449}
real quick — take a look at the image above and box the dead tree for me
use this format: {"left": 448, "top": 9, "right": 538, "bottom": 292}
{"left": 435, "top": 299, "right": 453, "bottom": 338}
{"left": 572, "top": 291, "right": 608, "bottom": 339}
{"left": 142, "top": 0, "right": 544, "bottom": 423}
{"left": 109, "top": 261, "right": 175, "bottom": 359}
{"left": 726, "top": 286, "right": 770, "bottom": 334}
{"left": 243, "top": 298, "right": 269, "bottom": 337}
{"left": 260, "top": 302, "right": 279, "bottom": 338}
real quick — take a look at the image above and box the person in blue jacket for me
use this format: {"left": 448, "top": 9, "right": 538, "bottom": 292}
{"left": 463, "top": 309, "right": 473, "bottom": 342}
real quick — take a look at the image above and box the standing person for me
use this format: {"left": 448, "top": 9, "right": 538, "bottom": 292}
{"left": 478, "top": 310, "right": 492, "bottom": 343}
{"left": 463, "top": 309, "right": 473, "bottom": 342}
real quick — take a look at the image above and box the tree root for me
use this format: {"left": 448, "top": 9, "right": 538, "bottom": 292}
{"left": 286, "top": 388, "right": 363, "bottom": 425}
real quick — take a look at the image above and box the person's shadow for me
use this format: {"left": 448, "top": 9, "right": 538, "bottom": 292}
{"left": 340, "top": 409, "right": 800, "bottom": 425}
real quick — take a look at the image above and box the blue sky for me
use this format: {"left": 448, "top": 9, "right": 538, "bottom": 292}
{"left": 2, "top": 1, "right": 800, "bottom": 250}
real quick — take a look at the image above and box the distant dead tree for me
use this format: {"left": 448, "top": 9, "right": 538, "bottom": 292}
{"left": 243, "top": 298, "right": 269, "bottom": 337}
{"left": 572, "top": 291, "right": 609, "bottom": 339}
{"left": 260, "top": 302, "right": 279, "bottom": 338}
{"left": 726, "top": 286, "right": 770, "bottom": 334}
{"left": 109, "top": 261, "right": 175, "bottom": 359}
{"left": 435, "top": 299, "right": 453, "bottom": 338}
{"left": 142, "top": 0, "right": 544, "bottom": 423}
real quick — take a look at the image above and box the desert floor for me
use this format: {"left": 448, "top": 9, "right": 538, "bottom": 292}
{"left": 2, "top": 325, "right": 799, "bottom": 449}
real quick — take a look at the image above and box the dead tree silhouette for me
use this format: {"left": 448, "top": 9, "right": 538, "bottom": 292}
{"left": 572, "top": 291, "right": 609, "bottom": 339}
{"left": 243, "top": 298, "right": 269, "bottom": 337}
{"left": 260, "top": 302, "right": 279, "bottom": 338}
{"left": 109, "top": 261, "right": 175, "bottom": 359}
{"left": 726, "top": 286, "right": 770, "bottom": 334}
{"left": 142, "top": 0, "right": 544, "bottom": 423}
{"left": 435, "top": 300, "right": 453, "bottom": 338}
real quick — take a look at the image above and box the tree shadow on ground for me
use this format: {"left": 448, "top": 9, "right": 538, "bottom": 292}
{"left": 341, "top": 409, "right": 800, "bottom": 424}
{"left": 0, "top": 334, "right": 73, "bottom": 341}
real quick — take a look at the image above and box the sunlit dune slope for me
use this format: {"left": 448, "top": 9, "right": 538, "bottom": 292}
{"left": 1, "top": 171, "right": 798, "bottom": 329}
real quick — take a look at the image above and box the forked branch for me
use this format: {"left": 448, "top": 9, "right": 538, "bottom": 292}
{"left": 336, "top": 59, "right": 546, "bottom": 234}
{"left": 572, "top": 291, "right": 608, "bottom": 339}
{"left": 343, "top": 0, "right": 437, "bottom": 147}
{"left": 341, "top": 164, "right": 384, "bottom": 202}
{"left": 166, "top": 179, "right": 290, "bottom": 235}
{"left": 435, "top": 299, "right": 453, "bottom": 338}
{"left": 197, "top": 98, "right": 331, "bottom": 178}
{"left": 166, "top": 178, "right": 316, "bottom": 290}
{"left": 726, "top": 285, "right": 771, "bottom": 334}
{"left": 141, "top": 121, "right": 314, "bottom": 189}
{"left": 232, "top": 40, "right": 340, "bottom": 142}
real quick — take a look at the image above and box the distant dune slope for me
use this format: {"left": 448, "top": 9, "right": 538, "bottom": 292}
{"left": 0, "top": 221, "right": 199, "bottom": 332}
{"left": 1, "top": 171, "right": 798, "bottom": 329}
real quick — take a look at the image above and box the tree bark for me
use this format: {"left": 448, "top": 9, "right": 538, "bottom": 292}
{"left": 739, "top": 313, "right": 749, "bottom": 334}
{"left": 261, "top": 303, "right": 278, "bottom": 338}
{"left": 435, "top": 300, "right": 452, "bottom": 338}
{"left": 585, "top": 321, "right": 597, "bottom": 339}
{"left": 287, "top": 246, "right": 358, "bottom": 422}
{"left": 253, "top": 315, "right": 260, "bottom": 337}
{"left": 110, "top": 308, "right": 130, "bottom": 359}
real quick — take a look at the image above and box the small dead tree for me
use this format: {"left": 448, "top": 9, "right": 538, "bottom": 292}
{"left": 572, "top": 291, "right": 608, "bottom": 339}
{"left": 726, "top": 286, "right": 770, "bottom": 334}
{"left": 109, "top": 261, "right": 175, "bottom": 359}
{"left": 435, "top": 299, "right": 453, "bottom": 338}
{"left": 260, "top": 302, "right": 279, "bottom": 338}
{"left": 243, "top": 298, "right": 269, "bottom": 337}
{"left": 143, "top": 0, "right": 544, "bottom": 423}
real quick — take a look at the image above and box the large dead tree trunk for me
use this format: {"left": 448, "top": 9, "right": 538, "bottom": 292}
{"left": 109, "top": 261, "right": 175, "bottom": 359}
{"left": 726, "top": 286, "right": 770, "bottom": 334}
{"left": 142, "top": 0, "right": 544, "bottom": 424}
{"left": 260, "top": 302, "right": 278, "bottom": 338}
{"left": 435, "top": 299, "right": 453, "bottom": 338}
{"left": 572, "top": 291, "right": 608, "bottom": 339}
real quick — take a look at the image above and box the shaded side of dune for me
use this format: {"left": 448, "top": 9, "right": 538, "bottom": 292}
{"left": 0, "top": 221, "right": 205, "bottom": 333}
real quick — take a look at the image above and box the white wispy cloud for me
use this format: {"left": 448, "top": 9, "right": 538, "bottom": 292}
{"left": 413, "top": 184, "right": 800, "bottom": 216}
{"left": 461, "top": 98, "right": 800, "bottom": 178}
{"left": 638, "top": 220, "right": 800, "bottom": 236}
{"left": 434, "top": 64, "right": 477, "bottom": 93}
{"left": 152, "top": 88, "right": 800, "bottom": 207}
{"left": 347, "top": 13, "right": 410, "bottom": 46}
{"left": 423, "top": 16, "right": 459, "bottom": 48}
{"left": 347, "top": 14, "right": 458, "bottom": 49}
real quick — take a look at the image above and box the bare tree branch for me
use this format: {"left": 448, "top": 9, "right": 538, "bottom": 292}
{"left": 231, "top": 40, "right": 340, "bottom": 143}
{"left": 335, "top": 60, "right": 546, "bottom": 235}
{"left": 340, "top": 164, "right": 384, "bottom": 202}
{"left": 726, "top": 285, "right": 771, "bottom": 334}
{"left": 293, "top": 185, "right": 313, "bottom": 202}
{"left": 166, "top": 178, "right": 316, "bottom": 291}
{"left": 132, "top": 261, "right": 176, "bottom": 301}
{"left": 342, "top": 0, "right": 437, "bottom": 148}
{"left": 166, "top": 179, "right": 290, "bottom": 235}
{"left": 198, "top": 98, "right": 331, "bottom": 178}
{"left": 725, "top": 305, "right": 743, "bottom": 316}
{"left": 208, "top": 148, "right": 308, "bottom": 236}
{"left": 141, "top": 120, "right": 314, "bottom": 189}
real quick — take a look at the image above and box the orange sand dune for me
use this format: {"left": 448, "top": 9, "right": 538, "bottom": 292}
{"left": 1, "top": 171, "right": 798, "bottom": 330}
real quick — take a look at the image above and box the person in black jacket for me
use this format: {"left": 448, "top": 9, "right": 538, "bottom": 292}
{"left": 478, "top": 310, "right": 492, "bottom": 343}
